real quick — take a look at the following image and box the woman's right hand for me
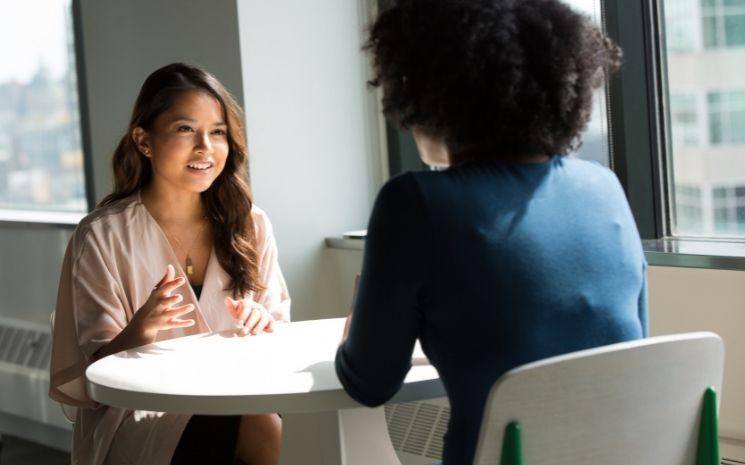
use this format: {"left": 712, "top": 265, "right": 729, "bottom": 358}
{"left": 130, "top": 264, "right": 196, "bottom": 343}
{"left": 93, "top": 265, "right": 196, "bottom": 361}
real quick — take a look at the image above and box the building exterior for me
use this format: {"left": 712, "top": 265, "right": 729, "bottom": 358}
{"left": 666, "top": 0, "right": 745, "bottom": 236}
{"left": 0, "top": 0, "right": 85, "bottom": 213}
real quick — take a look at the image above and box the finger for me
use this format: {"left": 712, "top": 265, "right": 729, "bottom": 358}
{"left": 158, "top": 276, "right": 187, "bottom": 297}
{"left": 243, "top": 308, "right": 262, "bottom": 333}
{"left": 158, "top": 293, "right": 184, "bottom": 309}
{"left": 167, "top": 318, "right": 195, "bottom": 329}
{"left": 155, "top": 264, "right": 177, "bottom": 288}
{"left": 241, "top": 299, "right": 266, "bottom": 314}
{"left": 251, "top": 313, "right": 271, "bottom": 335}
{"left": 242, "top": 297, "right": 262, "bottom": 309}
{"left": 154, "top": 264, "right": 173, "bottom": 288}
{"left": 166, "top": 303, "right": 195, "bottom": 317}
{"left": 265, "top": 317, "right": 275, "bottom": 333}
{"left": 234, "top": 300, "right": 253, "bottom": 322}
{"left": 239, "top": 301, "right": 265, "bottom": 324}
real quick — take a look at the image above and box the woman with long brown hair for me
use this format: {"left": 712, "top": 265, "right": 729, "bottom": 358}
{"left": 49, "top": 63, "right": 289, "bottom": 465}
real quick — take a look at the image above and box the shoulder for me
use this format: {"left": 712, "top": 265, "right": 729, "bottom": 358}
{"left": 554, "top": 156, "right": 627, "bottom": 199}
{"left": 250, "top": 204, "right": 277, "bottom": 245}
{"left": 559, "top": 156, "right": 621, "bottom": 185}
{"left": 559, "top": 157, "right": 641, "bottom": 233}
{"left": 368, "top": 172, "right": 432, "bottom": 236}
{"left": 75, "top": 195, "right": 139, "bottom": 237}
{"left": 69, "top": 195, "right": 140, "bottom": 258}
{"left": 376, "top": 171, "right": 427, "bottom": 206}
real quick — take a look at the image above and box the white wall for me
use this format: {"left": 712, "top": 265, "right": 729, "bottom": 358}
{"left": 648, "top": 265, "right": 745, "bottom": 449}
{"left": 237, "top": 0, "right": 383, "bottom": 321}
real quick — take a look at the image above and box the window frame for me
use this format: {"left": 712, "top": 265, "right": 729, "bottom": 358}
{"left": 607, "top": 0, "right": 745, "bottom": 271}
{"left": 605, "top": 0, "right": 670, "bottom": 240}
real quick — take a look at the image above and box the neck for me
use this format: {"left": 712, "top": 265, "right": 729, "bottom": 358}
{"left": 141, "top": 182, "right": 205, "bottom": 223}
{"left": 518, "top": 154, "right": 551, "bottom": 164}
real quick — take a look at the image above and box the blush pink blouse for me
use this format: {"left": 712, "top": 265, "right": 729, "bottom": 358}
{"left": 49, "top": 193, "right": 290, "bottom": 465}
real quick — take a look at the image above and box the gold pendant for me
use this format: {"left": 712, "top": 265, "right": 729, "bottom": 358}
{"left": 185, "top": 256, "right": 194, "bottom": 277}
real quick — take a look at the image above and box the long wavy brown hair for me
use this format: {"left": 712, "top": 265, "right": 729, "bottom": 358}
{"left": 99, "top": 63, "right": 264, "bottom": 297}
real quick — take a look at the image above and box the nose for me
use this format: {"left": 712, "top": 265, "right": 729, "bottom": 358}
{"left": 195, "top": 130, "right": 213, "bottom": 154}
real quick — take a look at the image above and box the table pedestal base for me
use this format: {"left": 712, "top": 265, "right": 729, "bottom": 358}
{"left": 280, "top": 407, "right": 401, "bottom": 465}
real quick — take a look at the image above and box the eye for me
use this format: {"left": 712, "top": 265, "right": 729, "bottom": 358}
{"left": 177, "top": 125, "right": 194, "bottom": 132}
{"left": 211, "top": 128, "right": 227, "bottom": 136}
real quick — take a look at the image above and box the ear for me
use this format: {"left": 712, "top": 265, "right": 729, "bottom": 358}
{"left": 132, "top": 127, "right": 152, "bottom": 158}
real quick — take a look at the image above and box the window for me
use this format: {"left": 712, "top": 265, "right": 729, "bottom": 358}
{"left": 566, "top": 0, "right": 611, "bottom": 167}
{"left": 663, "top": 0, "right": 745, "bottom": 237}
{"left": 702, "top": 0, "right": 745, "bottom": 49}
{"left": 0, "top": 0, "right": 87, "bottom": 217}
{"left": 666, "top": 0, "right": 701, "bottom": 53}
{"left": 669, "top": 94, "right": 700, "bottom": 147}
{"left": 711, "top": 184, "right": 745, "bottom": 233}
{"left": 674, "top": 184, "right": 704, "bottom": 232}
{"left": 707, "top": 90, "right": 745, "bottom": 145}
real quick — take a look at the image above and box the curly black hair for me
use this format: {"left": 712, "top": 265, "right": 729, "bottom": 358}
{"left": 366, "top": 0, "right": 622, "bottom": 163}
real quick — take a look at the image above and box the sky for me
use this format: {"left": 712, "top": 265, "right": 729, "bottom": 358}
{"left": 0, "top": 0, "right": 71, "bottom": 84}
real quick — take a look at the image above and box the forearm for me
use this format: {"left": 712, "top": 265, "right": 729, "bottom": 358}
{"left": 91, "top": 266, "right": 193, "bottom": 361}
{"left": 92, "top": 322, "right": 154, "bottom": 362}
{"left": 341, "top": 312, "right": 352, "bottom": 343}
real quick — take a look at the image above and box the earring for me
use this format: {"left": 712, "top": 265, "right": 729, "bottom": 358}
{"left": 142, "top": 148, "right": 150, "bottom": 155}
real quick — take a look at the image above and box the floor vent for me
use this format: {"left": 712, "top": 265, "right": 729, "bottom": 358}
{"left": 384, "top": 401, "right": 449, "bottom": 461}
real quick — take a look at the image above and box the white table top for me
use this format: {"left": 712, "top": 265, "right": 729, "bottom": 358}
{"left": 86, "top": 318, "right": 444, "bottom": 415}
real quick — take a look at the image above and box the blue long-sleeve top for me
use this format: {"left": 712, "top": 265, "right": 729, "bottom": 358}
{"left": 335, "top": 156, "right": 648, "bottom": 465}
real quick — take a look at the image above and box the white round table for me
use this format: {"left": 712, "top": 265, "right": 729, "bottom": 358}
{"left": 86, "top": 318, "right": 444, "bottom": 465}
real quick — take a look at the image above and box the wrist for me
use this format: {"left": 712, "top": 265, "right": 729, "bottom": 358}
{"left": 127, "top": 319, "right": 157, "bottom": 346}
{"left": 139, "top": 326, "right": 158, "bottom": 345}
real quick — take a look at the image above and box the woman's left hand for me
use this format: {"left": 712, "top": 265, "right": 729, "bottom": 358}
{"left": 225, "top": 297, "right": 275, "bottom": 336}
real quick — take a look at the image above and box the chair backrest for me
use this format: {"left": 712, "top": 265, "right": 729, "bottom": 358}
{"left": 472, "top": 332, "right": 724, "bottom": 465}
{"left": 50, "top": 311, "right": 77, "bottom": 424}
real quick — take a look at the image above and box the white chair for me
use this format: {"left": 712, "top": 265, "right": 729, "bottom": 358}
{"left": 50, "top": 311, "right": 77, "bottom": 424}
{"left": 472, "top": 332, "right": 724, "bottom": 465}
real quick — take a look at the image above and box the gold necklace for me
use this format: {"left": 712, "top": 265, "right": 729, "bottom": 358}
{"left": 164, "top": 219, "right": 207, "bottom": 278}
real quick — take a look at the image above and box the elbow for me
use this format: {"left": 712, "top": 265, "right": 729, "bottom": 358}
{"left": 341, "top": 377, "right": 399, "bottom": 408}
{"left": 354, "top": 394, "right": 390, "bottom": 409}
{"left": 335, "top": 347, "right": 403, "bottom": 408}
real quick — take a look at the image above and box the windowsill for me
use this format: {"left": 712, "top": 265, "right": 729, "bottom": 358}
{"left": 642, "top": 237, "right": 745, "bottom": 271}
{"left": 325, "top": 236, "right": 364, "bottom": 251}
{"left": 0, "top": 209, "right": 85, "bottom": 228}
{"left": 326, "top": 235, "right": 745, "bottom": 272}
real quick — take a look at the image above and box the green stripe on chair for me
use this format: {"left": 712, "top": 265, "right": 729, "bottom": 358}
{"left": 696, "top": 387, "right": 720, "bottom": 465}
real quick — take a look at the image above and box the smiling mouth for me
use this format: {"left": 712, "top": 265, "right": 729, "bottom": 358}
{"left": 187, "top": 162, "right": 214, "bottom": 171}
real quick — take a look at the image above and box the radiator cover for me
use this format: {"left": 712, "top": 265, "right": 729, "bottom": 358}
{"left": 0, "top": 316, "right": 71, "bottom": 451}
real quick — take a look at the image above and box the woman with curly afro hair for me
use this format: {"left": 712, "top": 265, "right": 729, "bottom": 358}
{"left": 336, "top": 1, "right": 647, "bottom": 464}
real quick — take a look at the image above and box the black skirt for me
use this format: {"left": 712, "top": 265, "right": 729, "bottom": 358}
{"left": 170, "top": 415, "right": 241, "bottom": 465}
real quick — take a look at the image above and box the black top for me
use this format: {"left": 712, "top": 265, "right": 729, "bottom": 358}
{"left": 192, "top": 284, "right": 203, "bottom": 300}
